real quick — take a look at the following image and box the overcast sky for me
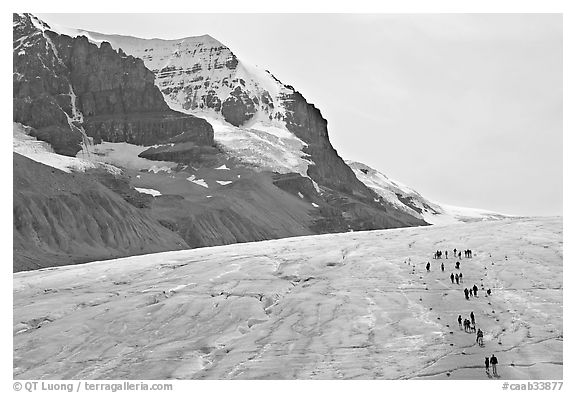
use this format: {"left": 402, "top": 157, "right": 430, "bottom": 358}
{"left": 37, "top": 13, "right": 563, "bottom": 216}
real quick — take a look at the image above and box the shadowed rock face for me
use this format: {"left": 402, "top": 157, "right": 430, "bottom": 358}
{"left": 282, "top": 90, "right": 374, "bottom": 197}
{"left": 13, "top": 14, "right": 82, "bottom": 155}
{"left": 221, "top": 86, "right": 257, "bottom": 126}
{"left": 83, "top": 112, "right": 214, "bottom": 146}
{"left": 13, "top": 13, "right": 213, "bottom": 155}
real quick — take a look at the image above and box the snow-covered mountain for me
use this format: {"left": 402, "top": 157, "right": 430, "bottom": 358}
{"left": 59, "top": 27, "right": 511, "bottom": 226}
{"left": 347, "top": 161, "right": 513, "bottom": 224}
{"left": 43, "top": 27, "right": 318, "bottom": 178}
{"left": 13, "top": 13, "right": 431, "bottom": 271}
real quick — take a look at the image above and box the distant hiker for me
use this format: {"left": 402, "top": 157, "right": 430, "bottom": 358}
{"left": 450, "top": 273, "right": 455, "bottom": 283}
{"left": 464, "top": 288, "right": 469, "bottom": 300}
{"left": 458, "top": 315, "right": 462, "bottom": 328}
{"left": 485, "top": 357, "right": 490, "bottom": 373}
{"left": 458, "top": 251, "right": 462, "bottom": 260}
{"left": 456, "top": 261, "right": 460, "bottom": 269}
{"left": 476, "top": 329, "right": 484, "bottom": 345}
{"left": 445, "top": 251, "right": 448, "bottom": 259}
{"left": 426, "top": 262, "right": 431, "bottom": 272}
{"left": 473, "top": 285, "right": 478, "bottom": 297}
{"left": 490, "top": 354, "right": 498, "bottom": 375}
{"left": 487, "top": 288, "right": 492, "bottom": 296}
{"left": 470, "top": 311, "right": 475, "bottom": 325}
{"left": 441, "top": 262, "right": 445, "bottom": 272}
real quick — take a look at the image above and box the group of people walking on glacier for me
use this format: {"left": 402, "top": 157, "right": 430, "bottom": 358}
{"left": 426, "top": 247, "right": 499, "bottom": 377}
{"left": 433, "top": 248, "right": 473, "bottom": 260}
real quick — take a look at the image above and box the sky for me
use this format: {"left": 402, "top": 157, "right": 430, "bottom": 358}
{"left": 36, "top": 13, "right": 563, "bottom": 217}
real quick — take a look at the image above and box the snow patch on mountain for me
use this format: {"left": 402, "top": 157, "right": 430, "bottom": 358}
{"left": 186, "top": 175, "right": 208, "bottom": 188}
{"left": 135, "top": 187, "right": 162, "bottom": 197}
{"left": 13, "top": 123, "right": 119, "bottom": 175}
{"left": 78, "top": 142, "right": 177, "bottom": 173}
{"left": 193, "top": 112, "right": 311, "bottom": 177}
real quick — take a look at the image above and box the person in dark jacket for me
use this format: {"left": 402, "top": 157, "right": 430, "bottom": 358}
{"left": 485, "top": 357, "right": 490, "bottom": 373}
{"left": 426, "top": 262, "right": 431, "bottom": 272}
{"left": 464, "top": 288, "right": 469, "bottom": 300}
{"left": 490, "top": 354, "right": 498, "bottom": 375}
{"left": 441, "top": 262, "right": 445, "bottom": 272}
{"left": 470, "top": 311, "right": 475, "bottom": 325}
{"left": 473, "top": 285, "right": 478, "bottom": 297}
{"left": 450, "top": 273, "right": 455, "bottom": 284}
{"left": 476, "top": 329, "right": 484, "bottom": 345}
{"left": 458, "top": 314, "right": 462, "bottom": 328}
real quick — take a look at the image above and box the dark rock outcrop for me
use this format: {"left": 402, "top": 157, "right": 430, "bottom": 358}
{"left": 221, "top": 86, "right": 256, "bottom": 126}
{"left": 13, "top": 14, "right": 83, "bottom": 155}
{"left": 13, "top": 13, "right": 214, "bottom": 156}
{"left": 282, "top": 91, "right": 371, "bottom": 197}
{"left": 83, "top": 112, "right": 213, "bottom": 146}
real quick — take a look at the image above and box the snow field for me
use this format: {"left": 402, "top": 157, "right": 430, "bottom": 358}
{"left": 13, "top": 217, "right": 562, "bottom": 380}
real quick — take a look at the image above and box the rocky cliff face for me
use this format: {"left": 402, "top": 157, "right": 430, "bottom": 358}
{"left": 13, "top": 13, "right": 213, "bottom": 156}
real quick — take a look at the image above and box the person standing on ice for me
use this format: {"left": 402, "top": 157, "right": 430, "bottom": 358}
{"left": 490, "top": 354, "right": 498, "bottom": 376}
{"left": 458, "top": 315, "right": 462, "bottom": 328}
{"left": 455, "top": 261, "right": 460, "bottom": 269}
{"left": 458, "top": 251, "right": 462, "bottom": 260}
{"left": 464, "top": 288, "right": 469, "bottom": 300}
{"left": 454, "top": 248, "right": 457, "bottom": 257}
{"left": 473, "top": 285, "right": 478, "bottom": 297}
{"left": 426, "top": 262, "right": 431, "bottom": 272}
{"left": 459, "top": 272, "right": 463, "bottom": 283}
{"left": 485, "top": 357, "right": 490, "bottom": 373}
{"left": 450, "top": 273, "right": 455, "bottom": 283}
{"left": 455, "top": 274, "right": 459, "bottom": 284}
{"left": 470, "top": 311, "right": 475, "bottom": 325}
{"left": 487, "top": 288, "right": 492, "bottom": 296}
{"left": 441, "top": 262, "right": 445, "bottom": 272}
{"left": 445, "top": 250, "right": 448, "bottom": 259}
{"left": 476, "top": 329, "right": 484, "bottom": 345}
